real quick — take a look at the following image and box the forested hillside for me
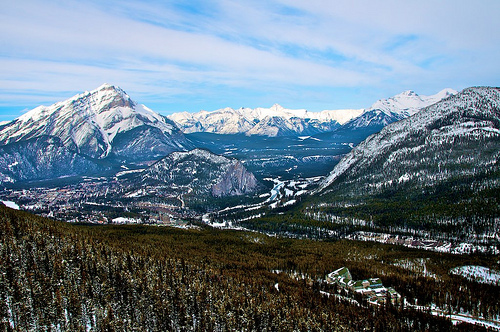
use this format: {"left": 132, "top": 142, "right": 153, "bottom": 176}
{"left": 309, "top": 87, "right": 500, "bottom": 242}
{"left": 0, "top": 205, "right": 497, "bottom": 330}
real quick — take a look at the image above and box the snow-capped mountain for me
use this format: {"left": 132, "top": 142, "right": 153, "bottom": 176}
{"left": 169, "top": 89, "right": 455, "bottom": 137}
{"left": 0, "top": 84, "right": 191, "bottom": 161}
{"left": 142, "top": 148, "right": 260, "bottom": 198}
{"left": 338, "top": 88, "right": 457, "bottom": 133}
{"left": 318, "top": 86, "right": 500, "bottom": 194}
{"left": 168, "top": 104, "right": 363, "bottom": 137}
{"left": 370, "top": 88, "right": 457, "bottom": 117}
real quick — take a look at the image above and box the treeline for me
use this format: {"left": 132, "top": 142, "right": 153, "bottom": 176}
{"left": 0, "top": 206, "right": 495, "bottom": 330}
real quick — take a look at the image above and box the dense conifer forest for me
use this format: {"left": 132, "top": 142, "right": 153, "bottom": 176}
{"left": 0, "top": 205, "right": 498, "bottom": 330}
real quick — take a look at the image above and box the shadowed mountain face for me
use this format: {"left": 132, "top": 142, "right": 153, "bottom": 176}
{"left": 0, "top": 136, "right": 105, "bottom": 183}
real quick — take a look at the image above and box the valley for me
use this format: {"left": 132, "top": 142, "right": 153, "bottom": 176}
{"left": 186, "top": 132, "right": 354, "bottom": 179}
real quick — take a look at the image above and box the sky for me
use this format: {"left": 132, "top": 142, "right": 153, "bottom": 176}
{"left": 1, "top": 0, "right": 499, "bottom": 121}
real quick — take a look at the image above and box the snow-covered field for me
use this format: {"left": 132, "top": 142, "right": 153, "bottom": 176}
{"left": 346, "top": 231, "right": 500, "bottom": 255}
{"left": 449, "top": 265, "right": 500, "bottom": 285}
{"left": 111, "top": 217, "right": 141, "bottom": 224}
{"left": 1, "top": 201, "right": 19, "bottom": 210}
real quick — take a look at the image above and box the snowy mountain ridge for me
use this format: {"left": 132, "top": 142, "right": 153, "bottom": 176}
{"left": 369, "top": 88, "right": 458, "bottom": 117}
{"left": 168, "top": 104, "right": 364, "bottom": 137}
{"left": 169, "top": 89, "right": 456, "bottom": 137}
{"left": 332, "top": 88, "right": 457, "bottom": 137}
{"left": 0, "top": 84, "right": 190, "bottom": 161}
{"left": 318, "top": 86, "right": 500, "bottom": 192}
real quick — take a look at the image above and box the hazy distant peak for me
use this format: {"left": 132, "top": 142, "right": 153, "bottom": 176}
{"left": 369, "top": 88, "right": 458, "bottom": 116}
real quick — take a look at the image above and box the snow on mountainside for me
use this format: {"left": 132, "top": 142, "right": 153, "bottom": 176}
{"left": 370, "top": 88, "right": 457, "bottom": 117}
{"left": 0, "top": 84, "right": 191, "bottom": 161}
{"left": 168, "top": 104, "right": 363, "bottom": 137}
{"left": 339, "top": 88, "right": 457, "bottom": 132}
{"left": 0, "top": 136, "right": 105, "bottom": 183}
{"left": 318, "top": 87, "right": 500, "bottom": 193}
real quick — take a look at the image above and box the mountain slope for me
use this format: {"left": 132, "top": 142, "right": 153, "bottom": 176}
{"left": 141, "top": 148, "right": 260, "bottom": 198}
{"left": 311, "top": 87, "right": 500, "bottom": 241}
{"left": 319, "top": 87, "right": 499, "bottom": 192}
{"left": 333, "top": 89, "right": 457, "bottom": 137}
{"left": 0, "top": 84, "right": 191, "bottom": 161}
{"left": 0, "top": 136, "right": 105, "bottom": 183}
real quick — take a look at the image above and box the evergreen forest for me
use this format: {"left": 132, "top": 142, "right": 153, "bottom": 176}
{"left": 1, "top": 205, "right": 498, "bottom": 331}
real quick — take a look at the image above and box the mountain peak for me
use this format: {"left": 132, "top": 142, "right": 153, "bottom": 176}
{"left": 400, "top": 90, "right": 417, "bottom": 97}
{"left": 270, "top": 104, "right": 285, "bottom": 111}
{"left": 369, "top": 88, "right": 457, "bottom": 116}
{"left": 436, "top": 88, "right": 458, "bottom": 98}
{"left": 96, "top": 83, "right": 114, "bottom": 90}
{"left": 0, "top": 85, "right": 190, "bottom": 161}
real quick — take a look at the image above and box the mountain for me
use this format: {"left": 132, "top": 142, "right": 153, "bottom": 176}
{"left": 369, "top": 88, "right": 457, "bottom": 116}
{"left": 141, "top": 148, "right": 260, "bottom": 198}
{"left": 312, "top": 87, "right": 500, "bottom": 240}
{"left": 169, "top": 90, "right": 455, "bottom": 138}
{"left": 0, "top": 136, "right": 105, "bottom": 183}
{"left": 332, "top": 88, "right": 457, "bottom": 137}
{"left": 168, "top": 104, "right": 363, "bottom": 137}
{"left": 319, "top": 87, "right": 497, "bottom": 192}
{"left": 0, "top": 84, "right": 191, "bottom": 162}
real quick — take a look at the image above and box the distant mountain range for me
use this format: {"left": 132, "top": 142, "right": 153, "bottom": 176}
{"left": 169, "top": 104, "right": 364, "bottom": 137}
{"left": 169, "top": 89, "right": 457, "bottom": 137}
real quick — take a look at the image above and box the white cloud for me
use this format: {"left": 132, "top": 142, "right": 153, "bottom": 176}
{"left": 0, "top": 0, "right": 499, "bottom": 115}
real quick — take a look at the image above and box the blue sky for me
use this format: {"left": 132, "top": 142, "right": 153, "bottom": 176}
{"left": 1, "top": 0, "right": 499, "bottom": 121}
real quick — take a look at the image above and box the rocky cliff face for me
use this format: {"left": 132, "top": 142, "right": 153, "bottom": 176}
{"left": 211, "top": 161, "right": 259, "bottom": 197}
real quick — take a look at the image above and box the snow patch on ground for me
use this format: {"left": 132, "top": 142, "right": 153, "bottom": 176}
{"left": 1, "top": 201, "right": 19, "bottom": 210}
{"left": 111, "top": 217, "right": 141, "bottom": 224}
{"left": 115, "top": 169, "right": 145, "bottom": 177}
{"left": 449, "top": 266, "right": 500, "bottom": 285}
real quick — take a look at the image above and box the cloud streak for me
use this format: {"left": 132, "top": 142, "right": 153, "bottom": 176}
{"left": 0, "top": 0, "right": 499, "bottom": 120}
